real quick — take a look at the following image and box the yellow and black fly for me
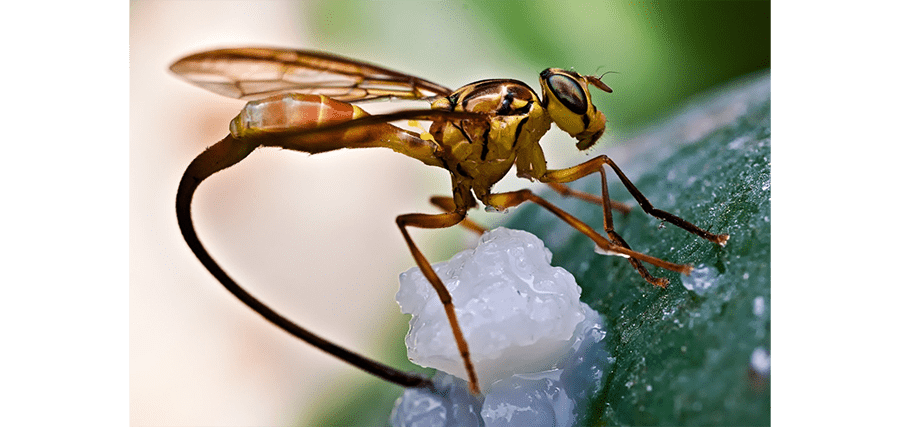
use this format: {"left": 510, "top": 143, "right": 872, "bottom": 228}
{"left": 171, "top": 47, "right": 729, "bottom": 395}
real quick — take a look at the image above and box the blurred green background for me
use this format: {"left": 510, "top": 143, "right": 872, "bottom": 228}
{"left": 302, "top": 1, "right": 770, "bottom": 425}
{"left": 307, "top": 0, "right": 769, "bottom": 133}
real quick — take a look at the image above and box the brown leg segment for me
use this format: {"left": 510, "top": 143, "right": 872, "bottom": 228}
{"left": 546, "top": 182, "right": 632, "bottom": 214}
{"left": 396, "top": 210, "right": 481, "bottom": 395}
{"left": 541, "top": 155, "right": 730, "bottom": 246}
{"left": 430, "top": 196, "right": 487, "bottom": 235}
{"left": 483, "top": 189, "right": 693, "bottom": 276}
{"left": 593, "top": 166, "right": 668, "bottom": 287}
{"left": 549, "top": 175, "right": 666, "bottom": 286}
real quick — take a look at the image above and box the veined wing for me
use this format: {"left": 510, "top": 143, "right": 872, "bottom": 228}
{"left": 169, "top": 47, "right": 454, "bottom": 102}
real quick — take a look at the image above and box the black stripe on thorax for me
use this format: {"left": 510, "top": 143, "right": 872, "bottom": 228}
{"left": 513, "top": 117, "right": 529, "bottom": 148}
{"left": 479, "top": 126, "right": 491, "bottom": 161}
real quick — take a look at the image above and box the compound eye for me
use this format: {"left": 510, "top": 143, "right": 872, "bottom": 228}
{"left": 546, "top": 74, "right": 587, "bottom": 115}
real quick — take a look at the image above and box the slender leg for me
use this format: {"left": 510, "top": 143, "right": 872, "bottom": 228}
{"left": 541, "top": 155, "right": 729, "bottom": 246}
{"left": 593, "top": 166, "right": 668, "bottom": 287}
{"left": 396, "top": 210, "right": 481, "bottom": 395}
{"left": 546, "top": 182, "right": 631, "bottom": 214}
{"left": 430, "top": 196, "right": 487, "bottom": 234}
{"left": 177, "top": 135, "right": 435, "bottom": 391}
{"left": 483, "top": 189, "right": 693, "bottom": 276}
{"left": 546, "top": 179, "right": 667, "bottom": 285}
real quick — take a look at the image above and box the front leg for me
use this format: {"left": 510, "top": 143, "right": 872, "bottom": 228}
{"left": 539, "top": 154, "right": 730, "bottom": 246}
{"left": 482, "top": 189, "right": 692, "bottom": 277}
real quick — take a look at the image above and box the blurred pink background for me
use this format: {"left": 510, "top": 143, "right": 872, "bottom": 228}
{"left": 130, "top": 2, "right": 493, "bottom": 425}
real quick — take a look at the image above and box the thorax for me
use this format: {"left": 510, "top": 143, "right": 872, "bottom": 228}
{"left": 429, "top": 79, "right": 550, "bottom": 202}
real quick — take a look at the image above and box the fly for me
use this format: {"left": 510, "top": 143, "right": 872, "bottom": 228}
{"left": 170, "top": 47, "right": 729, "bottom": 395}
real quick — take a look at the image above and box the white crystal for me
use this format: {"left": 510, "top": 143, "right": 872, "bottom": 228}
{"left": 396, "top": 227, "right": 586, "bottom": 389}
{"left": 391, "top": 307, "right": 610, "bottom": 427}
{"left": 392, "top": 228, "right": 613, "bottom": 426}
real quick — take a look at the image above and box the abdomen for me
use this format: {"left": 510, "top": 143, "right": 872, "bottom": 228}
{"left": 227, "top": 93, "right": 441, "bottom": 162}
{"left": 230, "top": 93, "right": 367, "bottom": 139}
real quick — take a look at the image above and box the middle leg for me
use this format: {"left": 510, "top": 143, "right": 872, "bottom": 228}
{"left": 540, "top": 154, "right": 729, "bottom": 246}
{"left": 590, "top": 166, "right": 668, "bottom": 287}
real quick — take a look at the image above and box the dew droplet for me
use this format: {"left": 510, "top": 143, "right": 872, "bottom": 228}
{"left": 753, "top": 296, "right": 765, "bottom": 316}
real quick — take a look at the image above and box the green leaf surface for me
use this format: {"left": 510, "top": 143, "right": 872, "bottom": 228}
{"left": 504, "top": 71, "right": 771, "bottom": 426}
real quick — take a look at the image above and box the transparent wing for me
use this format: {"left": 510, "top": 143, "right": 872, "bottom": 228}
{"left": 169, "top": 47, "right": 454, "bottom": 102}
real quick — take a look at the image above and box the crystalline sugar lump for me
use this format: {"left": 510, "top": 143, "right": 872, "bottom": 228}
{"left": 396, "top": 227, "right": 586, "bottom": 388}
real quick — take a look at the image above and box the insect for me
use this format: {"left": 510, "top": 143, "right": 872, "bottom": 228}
{"left": 171, "top": 47, "right": 729, "bottom": 395}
